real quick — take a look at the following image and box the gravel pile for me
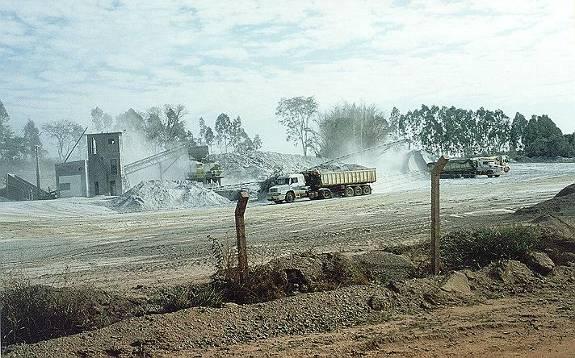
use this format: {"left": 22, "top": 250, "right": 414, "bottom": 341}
{"left": 111, "top": 180, "right": 230, "bottom": 212}
{"left": 211, "top": 151, "right": 330, "bottom": 183}
{"left": 310, "top": 162, "right": 367, "bottom": 171}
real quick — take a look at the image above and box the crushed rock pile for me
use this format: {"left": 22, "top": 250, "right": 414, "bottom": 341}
{"left": 112, "top": 180, "right": 230, "bottom": 212}
{"left": 310, "top": 162, "right": 367, "bottom": 171}
{"left": 210, "top": 151, "right": 365, "bottom": 184}
{"left": 210, "top": 151, "right": 327, "bottom": 182}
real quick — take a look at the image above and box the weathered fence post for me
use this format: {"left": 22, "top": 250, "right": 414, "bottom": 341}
{"left": 431, "top": 156, "right": 449, "bottom": 275}
{"left": 235, "top": 191, "right": 249, "bottom": 280}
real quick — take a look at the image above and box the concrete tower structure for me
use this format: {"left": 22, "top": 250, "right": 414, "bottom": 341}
{"left": 86, "top": 132, "right": 123, "bottom": 196}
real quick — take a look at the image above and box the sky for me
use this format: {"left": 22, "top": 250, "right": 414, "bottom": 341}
{"left": 1, "top": 0, "right": 574, "bottom": 154}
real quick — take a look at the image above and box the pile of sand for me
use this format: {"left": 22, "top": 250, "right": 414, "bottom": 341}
{"left": 112, "top": 180, "right": 230, "bottom": 212}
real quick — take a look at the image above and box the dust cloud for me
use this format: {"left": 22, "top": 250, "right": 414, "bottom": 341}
{"left": 335, "top": 142, "right": 432, "bottom": 193}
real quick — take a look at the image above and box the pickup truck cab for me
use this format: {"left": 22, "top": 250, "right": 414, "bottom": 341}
{"left": 267, "top": 173, "right": 308, "bottom": 203}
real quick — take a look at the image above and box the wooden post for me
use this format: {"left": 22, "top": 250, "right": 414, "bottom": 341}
{"left": 431, "top": 156, "right": 449, "bottom": 275}
{"left": 235, "top": 191, "right": 249, "bottom": 280}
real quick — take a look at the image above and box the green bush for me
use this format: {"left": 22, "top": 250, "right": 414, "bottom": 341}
{"left": 441, "top": 226, "right": 541, "bottom": 270}
{"left": 216, "top": 265, "right": 288, "bottom": 304}
{"left": 156, "top": 284, "right": 224, "bottom": 312}
{"left": 0, "top": 279, "right": 133, "bottom": 345}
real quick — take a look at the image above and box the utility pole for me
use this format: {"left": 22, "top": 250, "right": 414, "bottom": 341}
{"left": 35, "top": 145, "right": 41, "bottom": 200}
{"left": 431, "top": 156, "right": 448, "bottom": 275}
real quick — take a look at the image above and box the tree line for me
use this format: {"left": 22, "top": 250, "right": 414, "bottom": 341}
{"left": 391, "top": 105, "right": 573, "bottom": 158}
{"left": 275, "top": 97, "right": 575, "bottom": 159}
{"left": 0, "top": 99, "right": 263, "bottom": 163}
{"left": 92, "top": 105, "right": 262, "bottom": 155}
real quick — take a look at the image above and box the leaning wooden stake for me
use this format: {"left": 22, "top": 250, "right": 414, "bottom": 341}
{"left": 235, "top": 191, "right": 250, "bottom": 280}
{"left": 431, "top": 156, "right": 449, "bottom": 275}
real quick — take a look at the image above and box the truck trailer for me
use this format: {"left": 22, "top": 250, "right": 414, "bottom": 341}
{"left": 267, "top": 168, "right": 377, "bottom": 204}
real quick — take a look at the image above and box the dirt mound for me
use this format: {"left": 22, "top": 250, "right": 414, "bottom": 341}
{"left": 532, "top": 214, "right": 575, "bottom": 239}
{"left": 531, "top": 214, "right": 575, "bottom": 265}
{"left": 350, "top": 251, "right": 415, "bottom": 283}
{"left": 516, "top": 183, "right": 575, "bottom": 216}
{"left": 556, "top": 183, "right": 575, "bottom": 197}
{"left": 112, "top": 180, "right": 229, "bottom": 212}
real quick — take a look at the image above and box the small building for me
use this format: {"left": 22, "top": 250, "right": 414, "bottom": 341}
{"left": 55, "top": 160, "right": 88, "bottom": 198}
{"left": 86, "top": 132, "right": 123, "bottom": 196}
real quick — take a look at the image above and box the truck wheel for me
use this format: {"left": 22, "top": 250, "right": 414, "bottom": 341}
{"left": 345, "top": 186, "right": 355, "bottom": 197}
{"left": 321, "top": 189, "right": 332, "bottom": 199}
{"left": 285, "top": 191, "right": 295, "bottom": 203}
{"left": 362, "top": 185, "right": 371, "bottom": 195}
{"left": 354, "top": 186, "right": 363, "bottom": 196}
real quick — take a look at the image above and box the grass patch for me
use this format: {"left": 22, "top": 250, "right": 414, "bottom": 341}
{"left": 0, "top": 278, "right": 138, "bottom": 346}
{"left": 213, "top": 252, "right": 369, "bottom": 304}
{"left": 215, "top": 265, "right": 288, "bottom": 304}
{"left": 441, "top": 226, "right": 542, "bottom": 270}
{"left": 155, "top": 284, "right": 224, "bottom": 312}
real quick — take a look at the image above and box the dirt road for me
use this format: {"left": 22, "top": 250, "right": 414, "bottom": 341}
{"left": 195, "top": 292, "right": 575, "bottom": 358}
{"left": 1, "top": 163, "right": 573, "bottom": 289}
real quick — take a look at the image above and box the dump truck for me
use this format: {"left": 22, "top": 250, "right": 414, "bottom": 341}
{"left": 267, "top": 168, "right": 377, "bottom": 204}
{"left": 428, "top": 155, "right": 510, "bottom": 179}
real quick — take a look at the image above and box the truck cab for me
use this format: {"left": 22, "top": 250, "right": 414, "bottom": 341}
{"left": 267, "top": 173, "right": 308, "bottom": 203}
{"left": 475, "top": 156, "right": 510, "bottom": 177}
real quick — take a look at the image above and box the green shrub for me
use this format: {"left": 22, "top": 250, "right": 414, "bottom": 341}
{"left": 441, "top": 226, "right": 541, "bottom": 270}
{"left": 0, "top": 279, "right": 133, "bottom": 345}
{"left": 216, "top": 265, "right": 288, "bottom": 304}
{"left": 156, "top": 286, "right": 192, "bottom": 312}
{"left": 156, "top": 284, "right": 224, "bottom": 312}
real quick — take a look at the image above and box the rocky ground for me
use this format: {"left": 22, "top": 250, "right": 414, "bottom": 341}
{"left": 6, "top": 258, "right": 575, "bottom": 357}
{"left": 0, "top": 163, "right": 573, "bottom": 290}
{"left": 1, "top": 164, "right": 575, "bottom": 356}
